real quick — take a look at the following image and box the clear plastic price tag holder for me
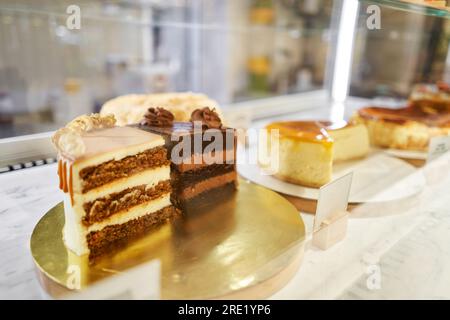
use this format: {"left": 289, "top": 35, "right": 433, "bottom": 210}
{"left": 312, "top": 209, "right": 349, "bottom": 250}
{"left": 427, "top": 135, "right": 450, "bottom": 164}
{"left": 312, "top": 173, "right": 353, "bottom": 250}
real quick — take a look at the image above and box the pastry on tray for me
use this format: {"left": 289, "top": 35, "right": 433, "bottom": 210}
{"left": 52, "top": 108, "right": 237, "bottom": 260}
{"left": 100, "top": 92, "right": 224, "bottom": 126}
{"left": 353, "top": 105, "right": 450, "bottom": 152}
{"left": 409, "top": 82, "right": 450, "bottom": 113}
{"left": 263, "top": 120, "right": 369, "bottom": 188}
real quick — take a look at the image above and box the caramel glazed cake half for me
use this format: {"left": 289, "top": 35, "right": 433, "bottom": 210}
{"left": 138, "top": 107, "right": 238, "bottom": 213}
{"left": 52, "top": 114, "right": 179, "bottom": 258}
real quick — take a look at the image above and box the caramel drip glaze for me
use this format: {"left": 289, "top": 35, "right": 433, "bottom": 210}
{"left": 58, "top": 160, "right": 63, "bottom": 190}
{"left": 265, "top": 120, "right": 337, "bottom": 147}
{"left": 57, "top": 158, "right": 74, "bottom": 205}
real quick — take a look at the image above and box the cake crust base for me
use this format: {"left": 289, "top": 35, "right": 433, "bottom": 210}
{"left": 274, "top": 173, "right": 325, "bottom": 189}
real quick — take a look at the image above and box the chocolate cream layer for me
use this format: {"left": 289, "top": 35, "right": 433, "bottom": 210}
{"left": 82, "top": 180, "right": 171, "bottom": 226}
{"left": 79, "top": 146, "right": 169, "bottom": 193}
{"left": 179, "top": 181, "right": 237, "bottom": 213}
{"left": 178, "top": 171, "right": 237, "bottom": 200}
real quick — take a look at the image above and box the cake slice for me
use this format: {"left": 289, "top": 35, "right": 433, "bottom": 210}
{"left": 353, "top": 106, "right": 450, "bottom": 151}
{"left": 264, "top": 120, "right": 369, "bottom": 187}
{"left": 138, "top": 107, "right": 238, "bottom": 212}
{"left": 325, "top": 121, "right": 370, "bottom": 162}
{"left": 52, "top": 114, "right": 179, "bottom": 258}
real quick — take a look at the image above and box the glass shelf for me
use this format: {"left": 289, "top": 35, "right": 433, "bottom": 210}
{"left": 0, "top": 2, "right": 331, "bottom": 36}
{"left": 361, "top": 0, "right": 450, "bottom": 18}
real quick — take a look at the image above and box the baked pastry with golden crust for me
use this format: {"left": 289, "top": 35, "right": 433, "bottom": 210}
{"left": 409, "top": 81, "right": 450, "bottom": 113}
{"left": 100, "top": 92, "right": 223, "bottom": 126}
{"left": 353, "top": 106, "right": 450, "bottom": 151}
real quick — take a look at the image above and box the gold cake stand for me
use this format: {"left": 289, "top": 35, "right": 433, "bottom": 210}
{"left": 30, "top": 179, "right": 305, "bottom": 299}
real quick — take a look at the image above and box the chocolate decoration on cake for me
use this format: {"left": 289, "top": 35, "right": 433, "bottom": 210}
{"left": 190, "top": 107, "right": 222, "bottom": 129}
{"left": 141, "top": 107, "right": 174, "bottom": 127}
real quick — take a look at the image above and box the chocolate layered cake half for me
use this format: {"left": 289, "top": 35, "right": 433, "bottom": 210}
{"left": 52, "top": 114, "right": 179, "bottom": 258}
{"left": 139, "top": 107, "right": 238, "bottom": 212}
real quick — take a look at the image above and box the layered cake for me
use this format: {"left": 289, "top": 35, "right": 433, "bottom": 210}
{"left": 409, "top": 81, "right": 450, "bottom": 113}
{"left": 139, "top": 107, "right": 238, "bottom": 212}
{"left": 353, "top": 106, "right": 450, "bottom": 151}
{"left": 100, "top": 92, "right": 224, "bottom": 126}
{"left": 263, "top": 121, "right": 369, "bottom": 187}
{"left": 52, "top": 114, "right": 179, "bottom": 258}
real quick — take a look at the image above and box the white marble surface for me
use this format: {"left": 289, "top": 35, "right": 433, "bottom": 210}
{"left": 271, "top": 153, "right": 450, "bottom": 299}
{"left": 0, "top": 151, "right": 449, "bottom": 299}
{"left": 0, "top": 164, "right": 61, "bottom": 299}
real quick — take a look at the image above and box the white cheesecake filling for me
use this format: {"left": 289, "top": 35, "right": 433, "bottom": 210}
{"left": 275, "top": 137, "right": 333, "bottom": 187}
{"left": 328, "top": 124, "right": 370, "bottom": 162}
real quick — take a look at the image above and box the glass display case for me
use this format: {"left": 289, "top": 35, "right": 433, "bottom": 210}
{"left": 0, "top": 0, "right": 449, "bottom": 300}
{"left": 0, "top": 0, "right": 335, "bottom": 137}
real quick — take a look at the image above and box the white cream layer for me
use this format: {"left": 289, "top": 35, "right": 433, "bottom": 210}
{"left": 71, "top": 126, "right": 164, "bottom": 167}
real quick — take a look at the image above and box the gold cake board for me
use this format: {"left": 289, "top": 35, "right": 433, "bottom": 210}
{"left": 30, "top": 179, "right": 305, "bottom": 299}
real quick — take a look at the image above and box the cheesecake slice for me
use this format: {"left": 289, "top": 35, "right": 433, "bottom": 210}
{"left": 353, "top": 106, "right": 450, "bottom": 151}
{"left": 264, "top": 120, "right": 369, "bottom": 188}
{"left": 325, "top": 121, "right": 370, "bottom": 162}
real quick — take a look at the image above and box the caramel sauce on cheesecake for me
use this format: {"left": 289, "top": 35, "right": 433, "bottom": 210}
{"left": 265, "top": 121, "right": 350, "bottom": 149}
{"left": 358, "top": 106, "right": 450, "bottom": 127}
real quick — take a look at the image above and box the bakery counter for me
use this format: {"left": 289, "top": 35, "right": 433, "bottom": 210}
{"left": 1, "top": 149, "right": 450, "bottom": 299}
{"left": 1, "top": 93, "right": 449, "bottom": 299}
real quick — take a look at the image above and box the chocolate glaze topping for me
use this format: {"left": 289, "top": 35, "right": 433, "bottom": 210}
{"left": 141, "top": 107, "right": 174, "bottom": 127}
{"left": 190, "top": 107, "right": 222, "bottom": 129}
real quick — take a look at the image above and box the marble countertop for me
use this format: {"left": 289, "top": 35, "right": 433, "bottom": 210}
{"left": 1, "top": 152, "right": 450, "bottom": 299}
{"left": 272, "top": 153, "right": 450, "bottom": 299}
{"left": 0, "top": 164, "right": 61, "bottom": 299}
